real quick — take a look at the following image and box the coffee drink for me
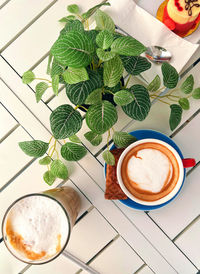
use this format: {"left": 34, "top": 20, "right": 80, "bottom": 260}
{"left": 2, "top": 186, "right": 80, "bottom": 264}
{"left": 120, "top": 142, "right": 180, "bottom": 202}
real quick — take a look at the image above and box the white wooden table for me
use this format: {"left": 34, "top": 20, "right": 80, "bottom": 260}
{"left": 0, "top": 1, "right": 200, "bottom": 273}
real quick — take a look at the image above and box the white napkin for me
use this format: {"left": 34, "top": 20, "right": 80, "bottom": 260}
{"left": 103, "top": 0, "right": 199, "bottom": 82}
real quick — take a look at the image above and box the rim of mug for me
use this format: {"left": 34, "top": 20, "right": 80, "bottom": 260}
{"left": 117, "top": 138, "right": 184, "bottom": 206}
{"left": 1, "top": 193, "right": 71, "bottom": 265}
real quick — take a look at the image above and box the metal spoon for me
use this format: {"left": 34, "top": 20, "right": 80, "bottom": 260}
{"left": 145, "top": 46, "right": 172, "bottom": 64}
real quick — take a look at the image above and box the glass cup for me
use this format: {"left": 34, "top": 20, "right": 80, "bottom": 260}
{"left": 2, "top": 186, "right": 81, "bottom": 264}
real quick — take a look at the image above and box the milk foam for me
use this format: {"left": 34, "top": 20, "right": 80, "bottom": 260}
{"left": 7, "top": 195, "right": 69, "bottom": 259}
{"left": 127, "top": 149, "right": 172, "bottom": 193}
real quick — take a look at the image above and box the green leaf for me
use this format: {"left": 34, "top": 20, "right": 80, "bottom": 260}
{"left": 103, "top": 150, "right": 115, "bottom": 166}
{"left": 59, "top": 15, "right": 76, "bottom": 22}
{"left": 96, "top": 30, "right": 114, "bottom": 50}
{"left": 51, "top": 159, "right": 68, "bottom": 179}
{"left": 39, "top": 156, "right": 52, "bottom": 165}
{"left": 63, "top": 67, "right": 89, "bottom": 84}
{"left": 50, "top": 104, "right": 82, "bottom": 139}
{"left": 67, "top": 4, "right": 80, "bottom": 14}
{"left": 178, "top": 98, "right": 190, "bottom": 110}
{"left": 111, "top": 37, "right": 146, "bottom": 56}
{"left": 84, "top": 131, "right": 102, "bottom": 146}
{"left": 103, "top": 55, "right": 124, "bottom": 87}
{"left": 85, "top": 30, "right": 99, "bottom": 46}
{"left": 51, "top": 58, "right": 65, "bottom": 78}
{"left": 192, "top": 87, "right": 200, "bottom": 99}
{"left": 47, "top": 53, "right": 53, "bottom": 75}
{"left": 19, "top": 140, "right": 49, "bottom": 158}
{"left": 169, "top": 104, "right": 183, "bottom": 131}
{"left": 61, "top": 142, "right": 87, "bottom": 161}
{"left": 120, "top": 55, "right": 151, "bottom": 75}
{"left": 51, "top": 31, "right": 94, "bottom": 68}
{"left": 22, "top": 71, "right": 35, "bottom": 84}
{"left": 147, "top": 75, "right": 161, "bottom": 92}
{"left": 86, "top": 101, "right": 118, "bottom": 134}
{"left": 113, "top": 131, "right": 137, "bottom": 148}
{"left": 52, "top": 75, "right": 59, "bottom": 95}
{"left": 180, "top": 74, "right": 194, "bottom": 94}
{"left": 85, "top": 88, "right": 102, "bottom": 104}
{"left": 69, "top": 135, "right": 81, "bottom": 143}
{"left": 122, "top": 85, "right": 151, "bottom": 121}
{"left": 60, "top": 20, "right": 84, "bottom": 35}
{"left": 35, "top": 82, "right": 49, "bottom": 103}
{"left": 161, "top": 63, "right": 179, "bottom": 89}
{"left": 95, "top": 9, "right": 115, "bottom": 33}
{"left": 96, "top": 48, "right": 116, "bottom": 62}
{"left": 43, "top": 171, "right": 56, "bottom": 186}
{"left": 66, "top": 69, "right": 103, "bottom": 105}
{"left": 114, "top": 90, "right": 134, "bottom": 106}
{"left": 82, "top": 2, "right": 110, "bottom": 20}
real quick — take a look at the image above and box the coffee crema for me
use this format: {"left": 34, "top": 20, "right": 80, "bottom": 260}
{"left": 121, "top": 142, "right": 180, "bottom": 201}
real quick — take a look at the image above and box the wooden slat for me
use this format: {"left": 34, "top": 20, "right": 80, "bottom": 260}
{"left": 175, "top": 217, "right": 200, "bottom": 269}
{"left": 0, "top": 103, "right": 18, "bottom": 140}
{"left": 0, "top": 243, "right": 26, "bottom": 274}
{"left": 66, "top": 208, "right": 117, "bottom": 263}
{"left": 80, "top": 236, "right": 143, "bottom": 274}
{"left": 0, "top": 0, "right": 55, "bottom": 51}
{"left": 25, "top": 253, "right": 80, "bottom": 274}
{"left": 137, "top": 265, "right": 154, "bottom": 274}
{"left": 0, "top": 126, "right": 32, "bottom": 188}
{"left": 24, "top": 253, "right": 80, "bottom": 274}
{"left": 2, "top": 0, "right": 101, "bottom": 75}
{"left": 149, "top": 166, "right": 200, "bottom": 240}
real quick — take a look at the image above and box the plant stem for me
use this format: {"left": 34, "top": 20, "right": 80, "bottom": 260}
{"left": 35, "top": 78, "right": 52, "bottom": 83}
{"left": 49, "top": 136, "right": 54, "bottom": 144}
{"left": 154, "top": 98, "right": 171, "bottom": 105}
{"left": 124, "top": 75, "right": 131, "bottom": 89}
{"left": 105, "top": 89, "right": 114, "bottom": 95}
{"left": 50, "top": 140, "right": 57, "bottom": 158}
{"left": 111, "top": 127, "right": 115, "bottom": 133}
{"left": 107, "top": 129, "right": 111, "bottom": 150}
{"left": 74, "top": 105, "right": 80, "bottom": 110}
{"left": 79, "top": 105, "right": 88, "bottom": 111}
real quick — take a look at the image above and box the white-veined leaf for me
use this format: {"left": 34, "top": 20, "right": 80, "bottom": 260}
{"left": 35, "top": 82, "right": 49, "bottom": 102}
{"left": 121, "top": 55, "right": 151, "bottom": 75}
{"left": 66, "top": 70, "right": 103, "bottom": 105}
{"left": 86, "top": 101, "right": 118, "bottom": 134}
{"left": 51, "top": 31, "right": 94, "bottom": 68}
{"left": 95, "top": 9, "right": 115, "bottom": 32}
{"left": 103, "top": 55, "right": 124, "bottom": 87}
{"left": 180, "top": 74, "right": 194, "bottom": 94}
{"left": 103, "top": 150, "right": 115, "bottom": 165}
{"left": 51, "top": 159, "right": 68, "bottom": 179}
{"left": 169, "top": 104, "right": 183, "bottom": 131}
{"left": 50, "top": 104, "right": 82, "bottom": 139}
{"left": 22, "top": 71, "right": 35, "bottom": 84}
{"left": 52, "top": 75, "right": 59, "bottom": 95}
{"left": 63, "top": 67, "right": 89, "bottom": 84}
{"left": 161, "top": 63, "right": 179, "bottom": 89}
{"left": 178, "top": 98, "right": 190, "bottom": 110}
{"left": 61, "top": 142, "right": 87, "bottom": 161}
{"left": 113, "top": 131, "right": 137, "bottom": 148}
{"left": 96, "top": 30, "right": 114, "bottom": 49}
{"left": 122, "top": 85, "right": 151, "bottom": 121}
{"left": 147, "top": 75, "right": 161, "bottom": 92}
{"left": 43, "top": 171, "right": 56, "bottom": 185}
{"left": 85, "top": 88, "right": 102, "bottom": 104}
{"left": 84, "top": 131, "right": 102, "bottom": 146}
{"left": 96, "top": 48, "right": 116, "bottom": 61}
{"left": 113, "top": 90, "right": 134, "bottom": 106}
{"left": 111, "top": 36, "right": 146, "bottom": 56}
{"left": 19, "top": 140, "right": 49, "bottom": 158}
{"left": 192, "top": 88, "right": 200, "bottom": 99}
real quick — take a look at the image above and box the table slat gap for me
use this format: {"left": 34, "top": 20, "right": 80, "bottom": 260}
{"left": 173, "top": 215, "right": 200, "bottom": 242}
{"left": 0, "top": 123, "right": 19, "bottom": 144}
{"left": 0, "top": 1, "right": 58, "bottom": 53}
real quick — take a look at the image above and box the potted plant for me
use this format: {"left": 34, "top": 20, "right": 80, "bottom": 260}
{"left": 19, "top": 1, "right": 200, "bottom": 185}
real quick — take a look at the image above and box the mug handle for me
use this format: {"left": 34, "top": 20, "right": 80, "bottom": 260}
{"left": 182, "top": 158, "right": 196, "bottom": 168}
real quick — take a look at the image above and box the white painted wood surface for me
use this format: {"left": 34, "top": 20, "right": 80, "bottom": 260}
{"left": 0, "top": 0, "right": 200, "bottom": 273}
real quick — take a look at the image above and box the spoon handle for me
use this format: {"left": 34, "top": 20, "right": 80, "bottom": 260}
{"left": 62, "top": 250, "right": 100, "bottom": 274}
